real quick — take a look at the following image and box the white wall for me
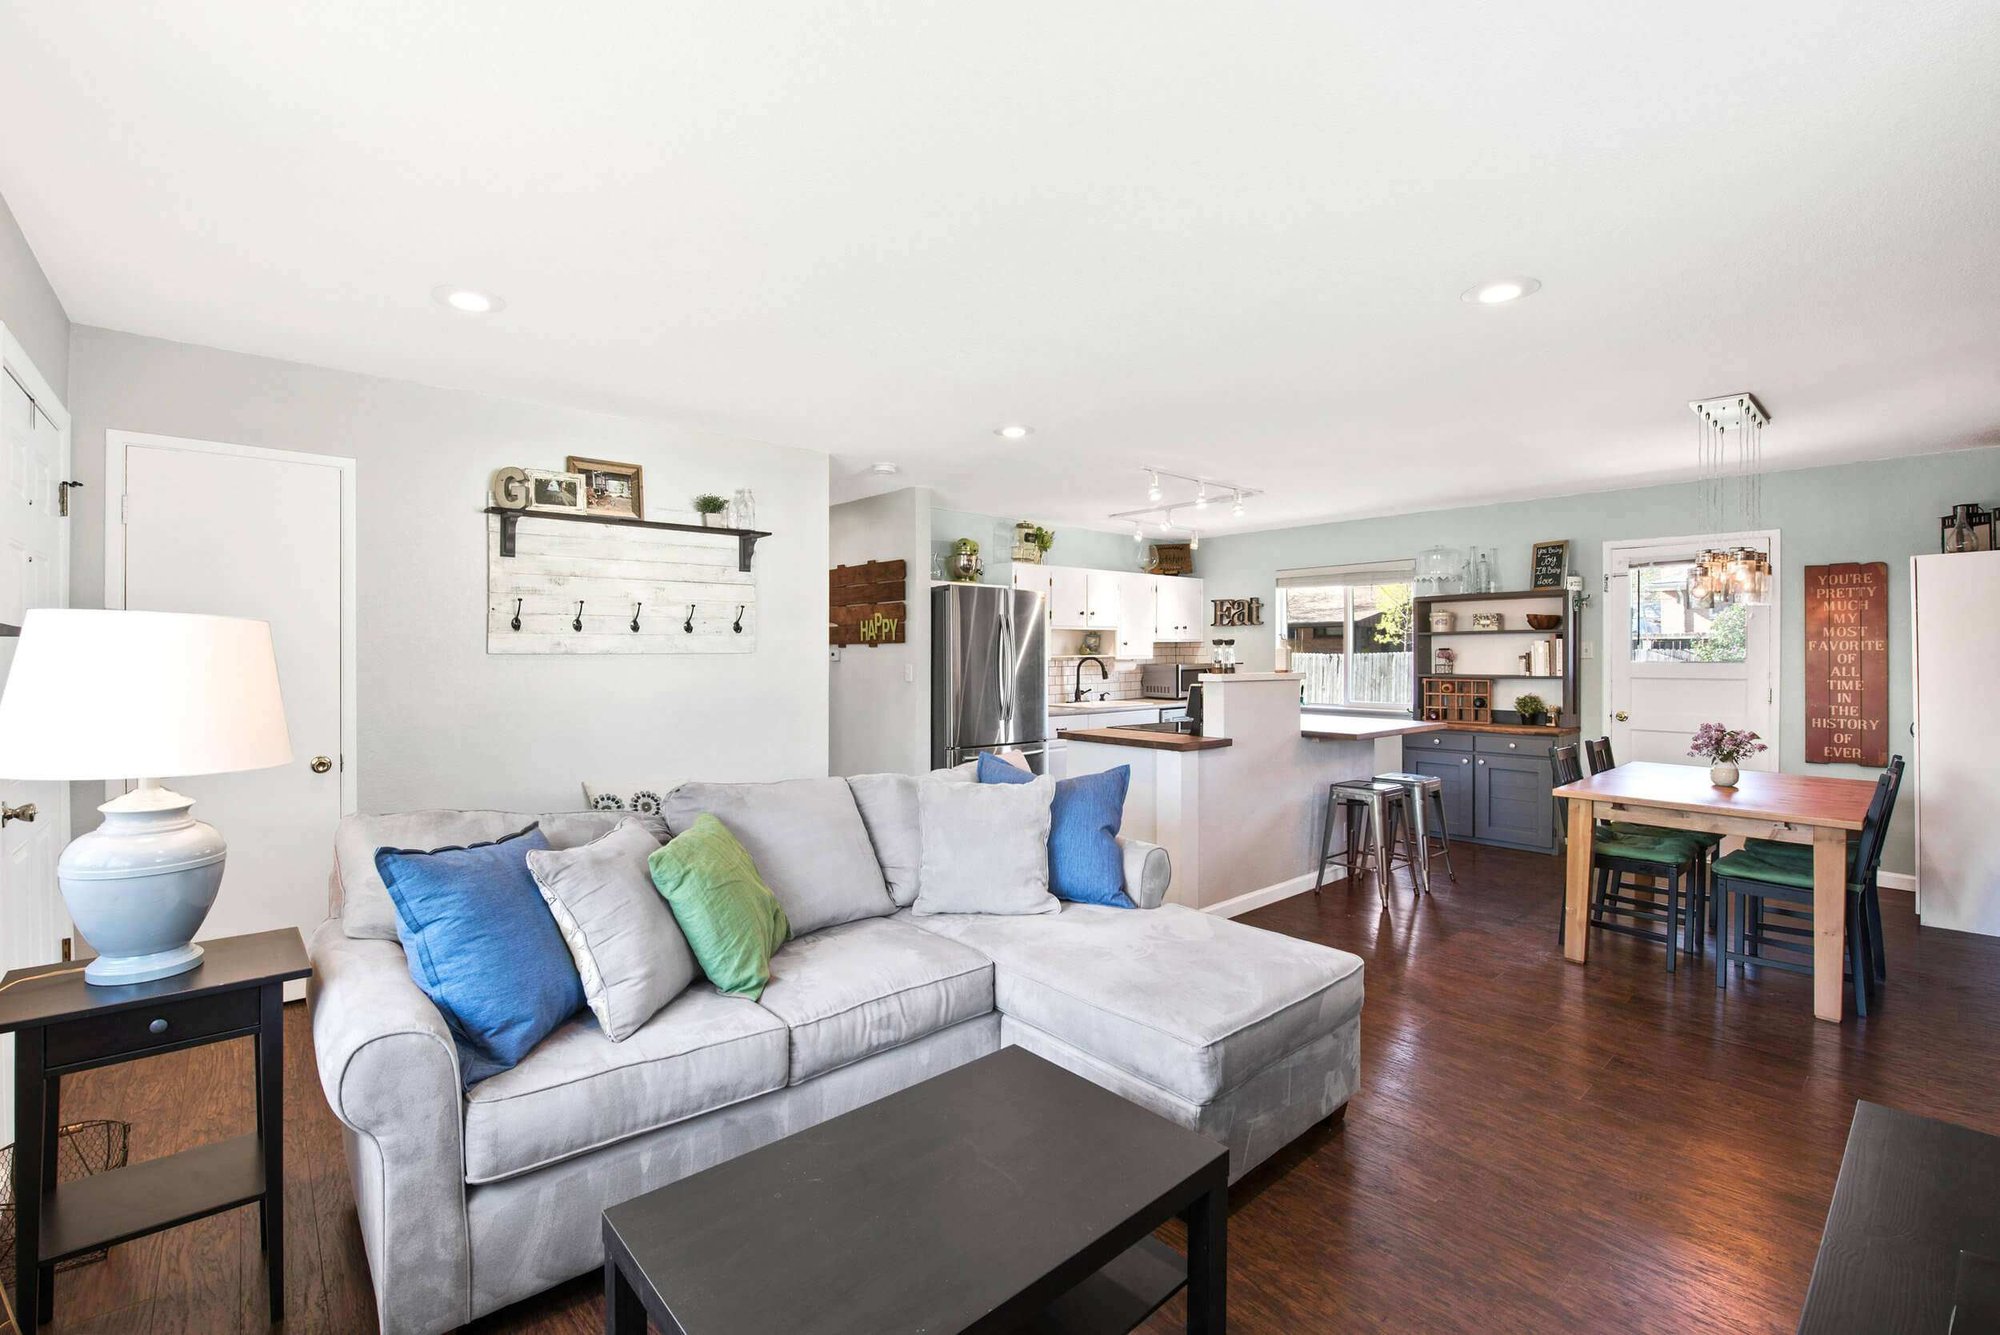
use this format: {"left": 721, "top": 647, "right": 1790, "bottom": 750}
{"left": 68, "top": 326, "right": 829, "bottom": 821}
{"left": 830, "top": 486, "right": 931, "bottom": 774}
{"left": 0, "top": 188, "right": 68, "bottom": 396}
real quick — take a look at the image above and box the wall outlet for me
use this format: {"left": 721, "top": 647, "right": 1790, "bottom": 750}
{"left": 1579, "top": 640, "right": 1594, "bottom": 660}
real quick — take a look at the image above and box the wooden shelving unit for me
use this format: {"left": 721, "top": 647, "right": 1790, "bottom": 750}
{"left": 1412, "top": 588, "right": 1579, "bottom": 726}
{"left": 1420, "top": 676, "right": 1492, "bottom": 724}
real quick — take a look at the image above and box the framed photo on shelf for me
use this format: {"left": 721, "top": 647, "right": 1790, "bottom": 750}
{"left": 525, "top": 469, "right": 588, "bottom": 514}
{"left": 567, "top": 456, "right": 645, "bottom": 520}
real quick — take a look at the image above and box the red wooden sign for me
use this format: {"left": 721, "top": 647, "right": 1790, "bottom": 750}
{"left": 1804, "top": 562, "right": 1889, "bottom": 765}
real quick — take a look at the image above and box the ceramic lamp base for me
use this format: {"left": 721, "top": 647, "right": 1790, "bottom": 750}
{"left": 60, "top": 781, "right": 226, "bottom": 989}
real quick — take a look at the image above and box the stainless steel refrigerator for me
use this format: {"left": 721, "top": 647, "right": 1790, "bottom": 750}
{"left": 931, "top": 583, "right": 1050, "bottom": 772}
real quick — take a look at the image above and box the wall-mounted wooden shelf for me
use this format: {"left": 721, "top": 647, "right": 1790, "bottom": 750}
{"left": 1414, "top": 588, "right": 1578, "bottom": 725}
{"left": 484, "top": 507, "right": 772, "bottom": 572}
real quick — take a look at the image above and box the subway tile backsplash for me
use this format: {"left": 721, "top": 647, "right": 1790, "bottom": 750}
{"left": 1046, "top": 643, "right": 1204, "bottom": 702}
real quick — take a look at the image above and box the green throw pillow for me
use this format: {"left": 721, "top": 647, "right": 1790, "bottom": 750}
{"left": 647, "top": 813, "right": 790, "bottom": 1000}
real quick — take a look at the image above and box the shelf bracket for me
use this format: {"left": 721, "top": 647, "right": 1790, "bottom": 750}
{"left": 736, "top": 532, "right": 760, "bottom": 574}
{"left": 498, "top": 511, "right": 519, "bottom": 558}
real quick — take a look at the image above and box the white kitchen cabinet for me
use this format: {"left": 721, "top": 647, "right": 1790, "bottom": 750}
{"left": 1114, "top": 572, "right": 1156, "bottom": 658}
{"left": 1046, "top": 565, "right": 1089, "bottom": 628}
{"left": 1151, "top": 576, "right": 1205, "bottom": 642}
{"left": 1011, "top": 563, "right": 1054, "bottom": 627}
{"left": 1045, "top": 564, "right": 1120, "bottom": 630}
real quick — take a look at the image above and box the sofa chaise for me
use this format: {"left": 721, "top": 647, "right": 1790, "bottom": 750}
{"left": 308, "top": 773, "right": 1364, "bottom": 1334}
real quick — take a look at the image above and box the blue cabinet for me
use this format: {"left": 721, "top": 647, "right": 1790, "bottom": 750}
{"left": 1404, "top": 732, "right": 1562, "bottom": 853}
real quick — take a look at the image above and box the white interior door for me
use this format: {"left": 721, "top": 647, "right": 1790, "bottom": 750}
{"left": 114, "top": 435, "right": 352, "bottom": 992}
{"left": 1604, "top": 534, "right": 1778, "bottom": 767}
{"left": 1913, "top": 552, "right": 2000, "bottom": 935}
{"left": 0, "top": 336, "right": 72, "bottom": 1145}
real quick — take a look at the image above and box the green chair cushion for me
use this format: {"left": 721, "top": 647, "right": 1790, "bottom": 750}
{"left": 1595, "top": 832, "right": 1702, "bottom": 866}
{"left": 1607, "top": 821, "right": 1722, "bottom": 849}
{"left": 1712, "top": 847, "right": 1817, "bottom": 890}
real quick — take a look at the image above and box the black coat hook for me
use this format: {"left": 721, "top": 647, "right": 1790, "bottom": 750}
{"left": 733, "top": 605, "right": 746, "bottom": 634}
{"left": 684, "top": 604, "right": 696, "bottom": 634}
{"left": 573, "top": 601, "right": 585, "bottom": 633}
{"left": 631, "top": 602, "right": 643, "bottom": 633}
{"left": 510, "top": 599, "right": 522, "bottom": 632}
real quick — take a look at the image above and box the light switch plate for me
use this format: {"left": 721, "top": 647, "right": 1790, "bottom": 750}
{"left": 1580, "top": 640, "right": 1594, "bottom": 659}
{"left": 829, "top": 646, "right": 841, "bottom": 662}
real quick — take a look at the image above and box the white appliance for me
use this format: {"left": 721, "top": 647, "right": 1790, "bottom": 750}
{"left": 1911, "top": 551, "right": 2000, "bottom": 937}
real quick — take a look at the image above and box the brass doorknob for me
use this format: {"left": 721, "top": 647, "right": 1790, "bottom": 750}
{"left": 1613, "top": 711, "right": 1630, "bottom": 722}
{"left": 311, "top": 756, "right": 333, "bottom": 774}
{"left": 1, "top": 801, "right": 36, "bottom": 826}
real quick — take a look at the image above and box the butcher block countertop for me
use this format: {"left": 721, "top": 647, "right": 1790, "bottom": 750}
{"left": 1055, "top": 726, "right": 1233, "bottom": 752}
{"left": 1300, "top": 715, "right": 1579, "bottom": 741}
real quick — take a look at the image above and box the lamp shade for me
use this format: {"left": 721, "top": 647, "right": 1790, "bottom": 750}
{"left": 0, "top": 609, "right": 292, "bottom": 780}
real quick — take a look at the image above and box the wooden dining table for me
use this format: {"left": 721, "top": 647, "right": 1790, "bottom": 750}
{"left": 1551, "top": 762, "right": 1879, "bottom": 1022}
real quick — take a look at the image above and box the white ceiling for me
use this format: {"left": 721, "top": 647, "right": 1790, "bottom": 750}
{"left": 4, "top": 2, "right": 1997, "bottom": 535}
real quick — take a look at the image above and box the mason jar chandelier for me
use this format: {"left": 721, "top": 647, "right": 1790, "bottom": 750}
{"left": 1688, "top": 392, "right": 1772, "bottom": 608}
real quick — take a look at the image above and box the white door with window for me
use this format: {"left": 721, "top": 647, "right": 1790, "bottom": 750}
{"left": 110, "top": 433, "right": 354, "bottom": 995}
{"left": 0, "top": 333, "right": 72, "bottom": 1144}
{"left": 1604, "top": 534, "right": 1778, "bottom": 767}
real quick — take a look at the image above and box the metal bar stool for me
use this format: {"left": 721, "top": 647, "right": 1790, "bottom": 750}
{"left": 1314, "top": 778, "right": 1425, "bottom": 902}
{"left": 1374, "top": 771, "right": 1456, "bottom": 886}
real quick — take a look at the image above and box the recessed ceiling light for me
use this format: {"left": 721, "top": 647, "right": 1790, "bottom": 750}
{"left": 994, "top": 425, "right": 1032, "bottom": 440}
{"left": 869, "top": 462, "right": 900, "bottom": 476}
{"left": 433, "top": 285, "right": 505, "bottom": 314}
{"left": 1462, "top": 277, "right": 1541, "bottom": 306}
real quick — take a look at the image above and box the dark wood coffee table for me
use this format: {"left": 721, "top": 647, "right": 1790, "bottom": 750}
{"left": 602, "top": 1045, "right": 1230, "bottom": 1334}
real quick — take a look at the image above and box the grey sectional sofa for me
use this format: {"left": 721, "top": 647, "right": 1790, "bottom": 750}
{"left": 308, "top": 774, "right": 1364, "bottom": 1334}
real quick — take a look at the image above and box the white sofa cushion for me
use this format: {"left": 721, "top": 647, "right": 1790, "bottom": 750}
{"left": 845, "top": 763, "right": 976, "bottom": 908}
{"left": 526, "top": 818, "right": 695, "bottom": 1041}
{"left": 912, "top": 774, "right": 1059, "bottom": 916}
{"left": 755, "top": 918, "right": 993, "bottom": 1084}
{"left": 461, "top": 983, "right": 787, "bottom": 1184}
{"left": 902, "top": 904, "right": 1364, "bottom": 1104}
{"left": 334, "top": 809, "right": 667, "bottom": 941}
{"left": 662, "top": 777, "right": 894, "bottom": 935}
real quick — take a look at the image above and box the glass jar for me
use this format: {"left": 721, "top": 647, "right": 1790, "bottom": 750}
{"left": 732, "top": 489, "right": 757, "bottom": 528}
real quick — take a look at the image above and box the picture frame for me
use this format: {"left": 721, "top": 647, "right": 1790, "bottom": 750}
{"left": 1530, "top": 539, "right": 1569, "bottom": 588}
{"left": 1472, "top": 612, "right": 1504, "bottom": 631}
{"left": 525, "top": 469, "right": 588, "bottom": 514}
{"left": 567, "top": 456, "right": 645, "bottom": 521}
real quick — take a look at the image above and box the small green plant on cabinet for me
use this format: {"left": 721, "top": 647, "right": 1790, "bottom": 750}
{"left": 1513, "top": 692, "right": 1549, "bottom": 723}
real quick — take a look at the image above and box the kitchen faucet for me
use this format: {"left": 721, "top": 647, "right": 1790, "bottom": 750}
{"left": 1073, "top": 656, "right": 1109, "bottom": 702}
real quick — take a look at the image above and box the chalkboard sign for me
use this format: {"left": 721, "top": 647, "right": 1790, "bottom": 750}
{"left": 1530, "top": 539, "right": 1568, "bottom": 588}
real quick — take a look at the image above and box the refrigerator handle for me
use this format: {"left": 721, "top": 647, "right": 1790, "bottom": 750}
{"left": 997, "top": 602, "right": 1014, "bottom": 726}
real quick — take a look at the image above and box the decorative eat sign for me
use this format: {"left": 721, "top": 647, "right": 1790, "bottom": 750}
{"left": 830, "top": 559, "right": 907, "bottom": 647}
{"left": 1804, "top": 561, "right": 1889, "bottom": 765}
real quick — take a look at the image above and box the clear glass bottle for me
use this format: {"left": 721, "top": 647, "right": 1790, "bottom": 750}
{"left": 732, "top": 488, "right": 756, "bottom": 528}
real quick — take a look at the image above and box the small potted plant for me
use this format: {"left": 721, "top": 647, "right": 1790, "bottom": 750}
{"left": 1688, "top": 722, "right": 1766, "bottom": 788}
{"left": 692, "top": 494, "right": 729, "bottom": 527}
{"left": 1513, "top": 692, "right": 1550, "bottom": 726}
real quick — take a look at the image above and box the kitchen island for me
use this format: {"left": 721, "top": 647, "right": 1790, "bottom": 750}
{"left": 1059, "top": 673, "right": 1396, "bottom": 913}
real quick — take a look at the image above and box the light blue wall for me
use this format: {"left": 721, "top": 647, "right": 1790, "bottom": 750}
{"left": 929, "top": 508, "right": 1141, "bottom": 584}
{"left": 1194, "top": 445, "right": 2000, "bottom": 875}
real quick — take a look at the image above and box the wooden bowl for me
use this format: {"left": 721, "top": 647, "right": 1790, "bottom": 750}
{"left": 1526, "top": 613, "right": 1562, "bottom": 630}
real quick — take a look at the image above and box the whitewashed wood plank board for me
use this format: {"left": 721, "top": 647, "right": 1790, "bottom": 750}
{"left": 487, "top": 513, "right": 756, "bottom": 655}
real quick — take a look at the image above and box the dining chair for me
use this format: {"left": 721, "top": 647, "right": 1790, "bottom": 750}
{"left": 1731, "top": 754, "right": 1904, "bottom": 992}
{"left": 1550, "top": 744, "right": 1708, "bottom": 971}
{"left": 1586, "top": 735, "right": 1724, "bottom": 937}
{"left": 1712, "top": 763, "right": 1900, "bottom": 1015}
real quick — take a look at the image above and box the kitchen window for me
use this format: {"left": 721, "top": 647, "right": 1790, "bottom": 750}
{"left": 1276, "top": 561, "right": 1415, "bottom": 712}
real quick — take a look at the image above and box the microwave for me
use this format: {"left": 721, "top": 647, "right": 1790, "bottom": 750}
{"left": 1141, "top": 663, "right": 1208, "bottom": 699}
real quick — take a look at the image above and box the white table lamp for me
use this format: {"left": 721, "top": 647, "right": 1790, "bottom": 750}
{"left": 0, "top": 610, "right": 292, "bottom": 984}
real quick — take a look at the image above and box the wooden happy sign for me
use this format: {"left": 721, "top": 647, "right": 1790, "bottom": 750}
{"left": 830, "top": 559, "right": 907, "bottom": 647}
{"left": 1804, "top": 561, "right": 1889, "bottom": 765}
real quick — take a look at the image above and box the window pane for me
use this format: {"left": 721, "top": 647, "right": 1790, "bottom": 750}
{"left": 1349, "top": 583, "right": 1413, "bottom": 707}
{"left": 1628, "top": 563, "right": 1749, "bottom": 663}
{"left": 1280, "top": 585, "right": 1345, "bottom": 706}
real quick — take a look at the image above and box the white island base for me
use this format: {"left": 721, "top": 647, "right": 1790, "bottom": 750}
{"left": 1059, "top": 673, "right": 1439, "bottom": 914}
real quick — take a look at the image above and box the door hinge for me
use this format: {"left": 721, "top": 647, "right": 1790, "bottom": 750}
{"left": 1602, "top": 574, "right": 1610, "bottom": 592}
{"left": 120, "top": 494, "right": 129, "bottom": 524}
{"left": 58, "top": 480, "right": 83, "bottom": 517}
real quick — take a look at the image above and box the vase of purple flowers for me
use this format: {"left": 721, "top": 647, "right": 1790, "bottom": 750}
{"left": 1688, "top": 722, "right": 1766, "bottom": 788}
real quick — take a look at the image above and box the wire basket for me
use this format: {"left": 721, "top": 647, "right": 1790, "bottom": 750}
{"left": 1, "top": 1119, "right": 132, "bottom": 1281}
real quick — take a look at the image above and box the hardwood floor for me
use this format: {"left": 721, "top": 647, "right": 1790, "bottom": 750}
{"left": 16, "top": 843, "right": 2000, "bottom": 1333}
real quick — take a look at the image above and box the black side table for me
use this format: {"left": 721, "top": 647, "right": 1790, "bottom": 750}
{"left": 0, "top": 928, "right": 310, "bottom": 1328}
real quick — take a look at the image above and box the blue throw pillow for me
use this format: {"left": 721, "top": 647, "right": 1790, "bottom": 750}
{"left": 978, "top": 753, "right": 1133, "bottom": 907}
{"left": 376, "top": 824, "right": 584, "bottom": 1086}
